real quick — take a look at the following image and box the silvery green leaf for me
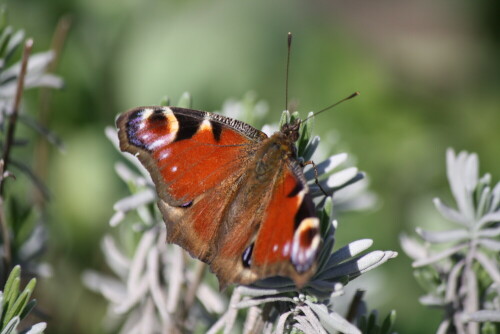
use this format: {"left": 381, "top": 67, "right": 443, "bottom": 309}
{"left": 478, "top": 238, "right": 500, "bottom": 251}
{"left": 109, "top": 210, "right": 125, "bottom": 227}
{"left": 302, "top": 136, "right": 320, "bottom": 161}
{"left": 489, "top": 182, "right": 500, "bottom": 213}
{"left": 81, "top": 270, "right": 125, "bottom": 302}
{"left": 0, "top": 51, "right": 54, "bottom": 84}
{"left": 115, "top": 162, "right": 148, "bottom": 186}
{"left": 1, "top": 316, "right": 19, "bottom": 334}
{"left": 105, "top": 126, "right": 120, "bottom": 149}
{"left": 237, "top": 286, "right": 295, "bottom": 298}
{"left": 223, "top": 290, "right": 241, "bottom": 334}
{"left": 478, "top": 226, "right": 500, "bottom": 237}
{"left": 318, "top": 250, "right": 390, "bottom": 280}
{"left": 25, "top": 73, "right": 63, "bottom": 90}
{"left": 297, "top": 306, "right": 327, "bottom": 334}
{"left": 205, "top": 312, "right": 228, "bottom": 334}
{"left": 275, "top": 310, "right": 293, "bottom": 333}
{"left": 355, "top": 250, "right": 397, "bottom": 274}
{"left": 436, "top": 319, "right": 450, "bottom": 334}
{"left": 326, "top": 239, "right": 373, "bottom": 268}
{"left": 464, "top": 152, "right": 479, "bottom": 192}
{"left": 400, "top": 234, "right": 428, "bottom": 260}
{"left": 146, "top": 247, "right": 168, "bottom": 322}
{"left": 5, "top": 29, "right": 24, "bottom": 61}
{"left": 290, "top": 111, "right": 300, "bottom": 124}
{"left": 380, "top": 310, "right": 396, "bottom": 334}
{"left": 298, "top": 112, "right": 314, "bottom": 156}
{"left": 476, "top": 186, "right": 491, "bottom": 219}
{"left": 305, "top": 301, "right": 361, "bottom": 334}
{"left": 128, "top": 229, "right": 156, "bottom": 291}
{"left": 413, "top": 243, "right": 467, "bottom": 267}
{"left": 462, "top": 310, "right": 500, "bottom": 322}
{"left": 334, "top": 179, "right": 377, "bottom": 212}
{"left": 160, "top": 96, "right": 170, "bottom": 106}
{"left": 197, "top": 283, "right": 226, "bottom": 314}
{"left": 419, "top": 294, "right": 445, "bottom": 306}
{"left": 294, "top": 315, "right": 319, "bottom": 334}
{"left": 416, "top": 227, "right": 469, "bottom": 243}
{"left": 474, "top": 251, "right": 500, "bottom": 285}
{"left": 279, "top": 110, "right": 290, "bottom": 129}
{"left": 323, "top": 167, "right": 358, "bottom": 189}
{"left": 234, "top": 296, "right": 294, "bottom": 309}
{"left": 464, "top": 268, "right": 479, "bottom": 328}
{"left": 23, "top": 322, "right": 47, "bottom": 334}
{"left": 18, "top": 225, "right": 46, "bottom": 260}
{"left": 113, "top": 189, "right": 156, "bottom": 212}
{"left": 477, "top": 211, "right": 500, "bottom": 228}
{"left": 166, "top": 246, "right": 184, "bottom": 314}
{"left": 176, "top": 92, "right": 192, "bottom": 108}
{"left": 445, "top": 260, "right": 465, "bottom": 302}
{"left": 242, "top": 306, "right": 263, "bottom": 334}
{"left": 139, "top": 299, "right": 156, "bottom": 334}
{"left": 447, "top": 149, "right": 475, "bottom": 220}
{"left": 433, "top": 198, "right": 469, "bottom": 226}
{"left": 101, "top": 235, "right": 130, "bottom": 278}
{"left": 114, "top": 276, "right": 149, "bottom": 314}
{"left": 0, "top": 26, "right": 14, "bottom": 58}
{"left": 304, "top": 153, "right": 348, "bottom": 180}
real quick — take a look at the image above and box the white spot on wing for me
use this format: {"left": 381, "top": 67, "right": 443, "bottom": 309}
{"left": 142, "top": 109, "right": 153, "bottom": 119}
{"left": 199, "top": 119, "right": 212, "bottom": 132}
{"left": 148, "top": 134, "right": 175, "bottom": 150}
{"left": 283, "top": 242, "right": 291, "bottom": 257}
{"left": 158, "top": 149, "right": 171, "bottom": 160}
{"left": 171, "top": 166, "right": 178, "bottom": 172}
{"left": 273, "top": 244, "right": 278, "bottom": 252}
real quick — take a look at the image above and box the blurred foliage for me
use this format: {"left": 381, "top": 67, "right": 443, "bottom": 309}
{"left": 4, "top": 0, "right": 500, "bottom": 333}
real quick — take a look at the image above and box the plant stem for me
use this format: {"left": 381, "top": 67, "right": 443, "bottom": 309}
{"left": 34, "top": 16, "right": 71, "bottom": 207}
{"left": 0, "top": 39, "right": 33, "bottom": 195}
{"left": 0, "top": 39, "right": 33, "bottom": 280}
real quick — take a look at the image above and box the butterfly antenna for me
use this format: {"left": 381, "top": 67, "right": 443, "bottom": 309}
{"left": 285, "top": 32, "right": 292, "bottom": 112}
{"left": 304, "top": 91, "right": 360, "bottom": 122}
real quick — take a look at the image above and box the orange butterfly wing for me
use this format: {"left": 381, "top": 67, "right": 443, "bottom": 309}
{"left": 117, "top": 106, "right": 320, "bottom": 288}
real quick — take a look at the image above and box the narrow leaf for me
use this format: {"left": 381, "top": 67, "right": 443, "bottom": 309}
{"left": 0, "top": 316, "right": 19, "bottom": 334}
{"left": 176, "top": 92, "right": 192, "bottom": 108}
{"left": 304, "top": 153, "right": 348, "bottom": 180}
{"left": 413, "top": 243, "right": 467, "bottom": 267}
{"left": 475, "top": 251, "right": 500, "bottom": 285}
{"left": 433, "top": 198, "right": 469, "bottom": 225}
{"left": 416, "top": 227, "right": 469, "bottom": 243}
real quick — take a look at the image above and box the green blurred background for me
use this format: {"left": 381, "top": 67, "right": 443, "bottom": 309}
{"left": 7, "top": 0, "right": 500, "bottom": 332}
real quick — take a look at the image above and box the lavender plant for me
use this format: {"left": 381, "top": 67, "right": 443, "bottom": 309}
{"left": 85, "top": 93, "right": 397, "bottom": 334}
{"left": 401, "top": 149, "right": 500, "bottom": 333}
{"left": 0, "top": 266, "right": 45, "bottom": 334}
{"left": 0, "top": 8, "right": 65, "bottom": 334}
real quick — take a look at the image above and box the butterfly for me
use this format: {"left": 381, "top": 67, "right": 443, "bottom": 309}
{"left": 116, "top": 105, "right": 323, "bottom": 289}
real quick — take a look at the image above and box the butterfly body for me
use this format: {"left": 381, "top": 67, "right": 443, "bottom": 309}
{"left": 117, "top": 106, "right": 321, "bottom": 289}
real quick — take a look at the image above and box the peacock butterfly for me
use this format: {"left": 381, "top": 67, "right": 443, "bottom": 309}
{"left": 115, "top": 34, "right": 356, "bottom": 289}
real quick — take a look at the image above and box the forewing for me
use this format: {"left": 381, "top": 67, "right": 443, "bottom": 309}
{"left": 116, "top": 106, "right": 267, "bottom": 263}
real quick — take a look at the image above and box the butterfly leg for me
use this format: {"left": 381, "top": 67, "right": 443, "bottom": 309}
{"left": 302, "top": 160, "right": 328, "bottom": 197}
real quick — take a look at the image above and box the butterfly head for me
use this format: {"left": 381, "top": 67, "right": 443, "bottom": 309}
{"left": 280, "top": 118, "right": 301, "bottom": 143}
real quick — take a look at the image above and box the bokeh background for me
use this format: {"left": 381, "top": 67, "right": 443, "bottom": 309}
{"left": 7, "top": 0, "right": 500, "bottom": 333}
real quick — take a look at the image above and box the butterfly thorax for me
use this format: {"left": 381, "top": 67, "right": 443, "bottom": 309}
{"left": 255, "top": 125, "right": 300, "bottom": 182}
